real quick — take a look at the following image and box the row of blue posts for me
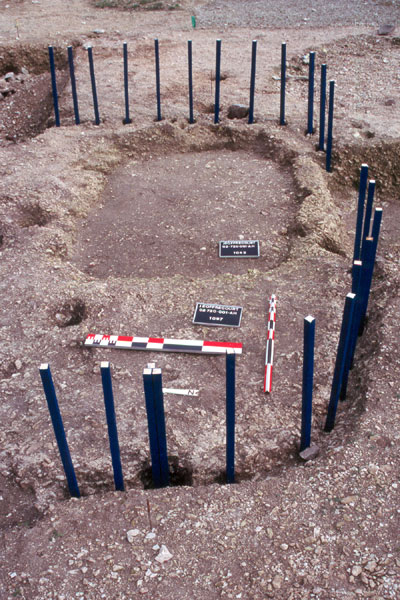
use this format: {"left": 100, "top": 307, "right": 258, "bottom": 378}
{"left": 39, "top": 352, "right": 236, "bottom": 498}
{"left": 48, "top": 41, "right": 335, "bottom": 170}
{"left": 300, "top": 163, "right": 382, "bottom": 450}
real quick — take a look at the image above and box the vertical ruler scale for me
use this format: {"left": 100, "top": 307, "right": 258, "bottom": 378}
{"left": 264, "top": 295, "right": 277, "bottom": 393}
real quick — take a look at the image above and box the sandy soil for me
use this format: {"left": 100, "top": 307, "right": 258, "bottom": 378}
{"left": 0, "top": 1, "right": 399, "bottom": 599}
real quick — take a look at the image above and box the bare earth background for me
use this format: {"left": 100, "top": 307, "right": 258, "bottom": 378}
{"left": 0, "top": 0, "right": 399, "bottom": 598}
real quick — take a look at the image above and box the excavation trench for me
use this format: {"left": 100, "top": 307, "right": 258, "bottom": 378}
{"left": 4, "top": 123, "right": 395, "bottom": 502}
{"left": 0, "top": 43, "right": 70, "bottom": 144}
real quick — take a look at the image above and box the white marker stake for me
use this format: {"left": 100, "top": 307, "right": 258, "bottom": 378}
{"left": 264, "top": 294, "right": 277, "bottom": 393}
{"left": 163, "top": 388, "right": 199, "bottom": 397}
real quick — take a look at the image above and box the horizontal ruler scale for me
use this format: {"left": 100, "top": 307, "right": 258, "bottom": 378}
{"left": 84, "top": 334, "right": 242, "bottom": 355}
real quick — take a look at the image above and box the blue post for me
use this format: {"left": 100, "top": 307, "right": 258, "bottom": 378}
{"left": 300, "top": 316, "right": 315, "bottom": 452}
{"left": 359, "top": 207, "right": 383, "bottom": 333}
{"left": 340, "top": 261, "right": 363, "bottom": 401}
{"left": 248, "top": 40, "right": 257, "bottom": 125}
{"left": 226, "top": 350, "right": 235, "bottom": 484}
{"left": 325, "top": 79, "right": 335, "bottom": 172}
{"left": 351, "top": 260, "right": 363, "bottom": 295}
{"left": 307, "top": 51, "right": 315, "bottom": 134}
{"left": 348, "top": 240, "right": 374, "bottom": 369}
{"left": 151, "top": 368, "right": 169, "bottom": 487}
{"left": 87, "top": 46, "right": 100, "bottom": 125}
{"left": 318, "top": 64, "right": 327, "bottom": 150}
{"left": 188, "top": 40, "right": 194, "bottom": 124}
{"left": 280, "top": 42, "right": 286, "bottom": 126}
{"left": 48, "top": 46, "right": 60, "bottom": 127}
{"left": 143, "top": 367, "right": 162, "bottom": 487}
{"left": 324, "top": 293, "right": 356, "bottom": 432}
{"left": 154, "top": 38, "right": 162, "bottom": 122}
{"left": 371, "top": 207, "right": 383, "bottom": 256}
{"left": 39, "top": 364, "right": 80, "bottom": 498}
{"left": 352, "top": 164, "right": 369, "bottom": 266}
{"left": 123, "top": 42, "right": 132, "bottom": 124}
{"left": 360, "top": 180, "right": 376, "bottom": 262}
{"left": 214, "top": 39, "right": 221, "bottom": 124}
{"left": 67, "top": 46, "right": 80, "bottom": 125}
{"left": 100, "top": 362, "right": 124, "bottom": 491}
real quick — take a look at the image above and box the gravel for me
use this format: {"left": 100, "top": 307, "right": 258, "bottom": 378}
{"left": 196, "top": 0, "right": 400, "bottom": 29}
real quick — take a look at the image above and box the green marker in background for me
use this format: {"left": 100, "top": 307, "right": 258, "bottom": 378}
{"left": 191, "top": 15, "right": 196, "bottom": 28}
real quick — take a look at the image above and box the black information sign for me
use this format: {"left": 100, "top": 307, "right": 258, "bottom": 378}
{"left": 193, "top": 303, "right": 243, "bottom": 328}
{"left": 219, "top": 240, "right": 260, "bottom": 258}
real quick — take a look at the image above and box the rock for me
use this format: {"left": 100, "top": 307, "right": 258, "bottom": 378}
{"left": 15, "top": 359, "right": 22, "bottom": 370}
{"left": 365, "top": 560, "right": 377, "bottom": 573}
{"left": 302, "top": 54, "right": 310, "bottom": 64}
{"left": 352, "top": 565, "right": 362, "bottom": 577}
{"left": 299, "top": 444, "right": 319, "bottom": 461}
{"left": 341, "top": 495, "right": 358, "bottom": 504}
{"left": 4, "top": 72, "right": 15, "bottom": 81}
{"left": 155, "top": 545, "right": 173, "bottom": 564}
{"left": 145, "top": 531, "right": 156, "bottom": 540}
{"left": 21, "top": 67, "right": 29, "bottom": 75}
{"left": 272, "top": 575, "right": 283, "bottom": 589}
{"left": 93, "top": 28, "right": 105, "bottom": 34}
{"left": 227, "top": 104, "right": 249, "bottom": 119}
{"left": 126, "top": 529, "right": 140, "bottom": 543}
{"left": 378, "top": 23, "right": 395, "bottom": 35}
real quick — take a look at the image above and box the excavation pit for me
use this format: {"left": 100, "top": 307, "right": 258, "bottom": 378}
{"left": 1, "top": 122, "right": 392, "bottom": 501}
{"left": 72, "top": 147, "right": 297, "bottom": 279}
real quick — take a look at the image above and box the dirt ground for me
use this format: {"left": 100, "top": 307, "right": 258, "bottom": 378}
{"left": 0, "top": 1, "right": 399, "bottom": 599}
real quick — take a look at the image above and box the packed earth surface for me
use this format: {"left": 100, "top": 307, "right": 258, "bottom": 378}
{"left": 0, "top": 1, "right": 399, "bottom": 599}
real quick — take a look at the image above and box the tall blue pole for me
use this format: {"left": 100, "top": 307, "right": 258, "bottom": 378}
{"left": 318, "top": 64, "right": 327, "bottom": 150}
{"left": 248, "top": 40, "right": 257, "bottom": 124}
{"left": 67, "top": 46, "right": 80, "bottom": 125}
{"left": 151, "top": 368, "right": 169, "bottom": 487}
{"left": 352, "top": 164, "right": 369, "bottom": 265}
{"left": 324, "top": 293, "right": 356, "bottom": 432}
{"left": 214, "top": 39, "right": 221, "bottom": 124}
{"left": 226, "top": 351, "right": 235, "bottom": 484}
{"left": 280, "top": 42, "right": 286, "bottom": 126}
{"left": 48, "top": 46, "right": 60, "bottom": 127}
{"left": 123, "top": 42, "right": 132, "bottom": 124}
{"left": 325, "top": 79, "right": 335, "bottom": 172}
{"left": 340, "top": 260, "right": 363, "bottom": 401}
{"left": 348, "top": 240, "right": 374, "bottom": 367}
{"left": 143, "top": 367, "right": 162, "bottom": 487}
{"left": 39, "top": 364, "right": 80, "bottom": 498}
{"left": 300, "top": 316, "right": 315, "bottom": 452}
{"left": 100, "top": 362, "right": 124, "bottom": 491}
{"left": 307, "top": 51, "right": 315, "bottom": 134}
{"left": 370, "top": 207, "right": 383, "bottom": 257}
{"left": 154, "top": 38, "right": 162, "bottom": 122}
{"left": 87, "top": 46, "right": 100, "bottom": 125}
{"left": 361, "top": 180, "right": 376, "bottom": 261}
{"left": 188, "top": 40, "right": 194, "bottom": 124}
{"left": 359, "top": 208, "right": 383, "bottom": 332}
